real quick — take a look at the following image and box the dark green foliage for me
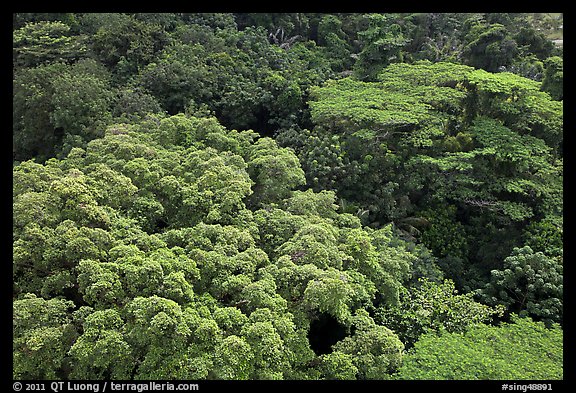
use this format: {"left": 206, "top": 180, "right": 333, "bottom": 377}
{"left": 541, "top": 56, "right": 563, "bottom": 100}
{"left": 13, "top": 21, "right": 87, "bottom": 68}
{"left": 87, "top": 13, "right": 169, "bottom": 75}
{"left": 522, "top": 217, "right": 563, "bottom": 257}
{"left": 12, "top": 12, "right": 562, "bottom": 381}
{"left": 462, "top": 23, "right": 518, "bottom": 72}
{"left": 377, "top": 279, "right": 503, "bottom": 348}
{"left": 419, "top": 205, "right": 468, "bottom": 260}
{"left": 353, "top": 14, "right": 408, "bottom": 81}
{"left": 478, "top": 246, "right": 563, "bottom": 325}
{"left": 13, "top": 60, "right": 115, "bottom": 162}
{"left": 290, "top": 61, "right": 562, "bottom": 295}
{"left": 317, "top": 15, "right": 352, "bottom": 72}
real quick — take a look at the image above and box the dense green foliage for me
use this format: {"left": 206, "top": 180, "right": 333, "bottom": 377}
{"left": 13, "top": 113, "right": 421, "bottom": 379}
{"left": 283, "top": 61, "right": 562, "bottom": 294}
{"left": 395, "top": 316, "right": 563, "bottom": 379}
{"left": 13, "top": 12, "right": 562, "bottom": 381}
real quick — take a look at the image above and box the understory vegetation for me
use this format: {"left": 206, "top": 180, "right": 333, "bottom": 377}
{"left": 13, "top": 12, "right": 563, "bottom": 381}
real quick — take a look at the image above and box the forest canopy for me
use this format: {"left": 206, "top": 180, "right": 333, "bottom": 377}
{"left": 12, "top": 12, "right": 563, "bottom": 381}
